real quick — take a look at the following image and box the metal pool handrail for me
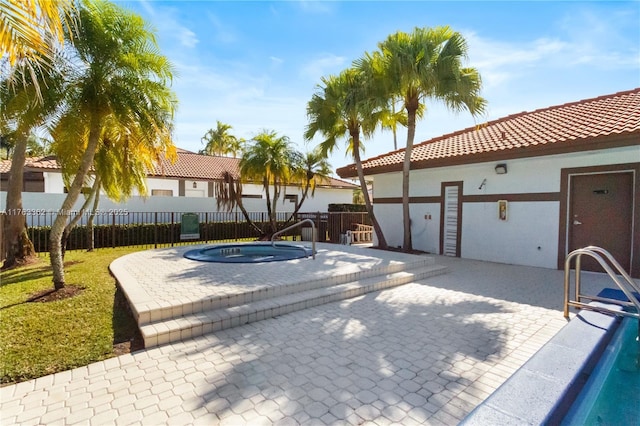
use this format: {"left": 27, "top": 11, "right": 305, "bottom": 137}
{"left": 271, "top": 219, "right": 316, "bottom": 260}
{"left": 564, "top": 246, "right": 640, "bottom": 333}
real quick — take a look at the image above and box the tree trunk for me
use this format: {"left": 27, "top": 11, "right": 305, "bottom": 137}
{"left": 87, "top": 183, "right": 100, "bottom": 251}
{"left": 285, "top": 181, "right": 311, "bottom": 225}
{"left": 61, "top": 176, "right": 99, "bottom": 258}
{"left": 402, "top": 100, "right": 418, "bottom": 251}
{"left": 352, "top": 133, "right": 388, "bottom": 249}
{"left": 1, "top": 133, "right": 36, "bottom": 269}
{"left": 50, "top": 117, "right": 101, "bottom": 289}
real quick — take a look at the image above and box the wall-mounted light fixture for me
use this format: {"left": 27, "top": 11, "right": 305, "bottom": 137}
{"left": 192, "top": 181, "right": 197, "bottom": 188}
{"left": 495, "top": 163, "right": 508, "bottom": 175}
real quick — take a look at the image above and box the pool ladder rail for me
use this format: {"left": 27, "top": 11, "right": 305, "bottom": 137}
{"left": 271, "top": 218, "right": 316, "bottom": 260}
{"left": 564, "top": 245, "right": 640, "bottom": 337}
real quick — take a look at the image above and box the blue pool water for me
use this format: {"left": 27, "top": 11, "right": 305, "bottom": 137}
{"left": 184, "top": 243, "right": 313, "bottom": 263}
{"left": 562, "top": 317, "right": 640, "bottom": 425}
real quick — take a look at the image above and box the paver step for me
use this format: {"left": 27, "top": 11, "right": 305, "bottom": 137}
{"left": 140, "top": 263, "right": 448, "bottom": 348}
{"left": 135, "top": 255, "right": 436, "bottom": 326}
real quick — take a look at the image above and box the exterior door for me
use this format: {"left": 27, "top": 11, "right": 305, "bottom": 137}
{"left": 440, "top": 182, "right": 463, "bottom": 257}
{"left": 568, "top": 172, "right": 634, "bottom": 273}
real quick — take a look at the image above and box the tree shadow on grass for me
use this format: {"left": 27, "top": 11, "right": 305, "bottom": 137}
{"left": 0, "top": 264, "right": 51, "bottom": 288}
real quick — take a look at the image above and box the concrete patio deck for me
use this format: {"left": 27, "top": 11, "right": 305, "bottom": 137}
{"left": 0, "top": 248, "right": 615, "bottom": 425}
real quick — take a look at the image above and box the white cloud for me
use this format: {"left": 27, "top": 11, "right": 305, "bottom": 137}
{"left": 205, "top": 13, "right": 237, "bottom": 44}
{"left": 137, "top": 4, "right": 199, "bottom": 49}
{"left": 299, "top": 54, "right": 348, "bottom": 82}
{"left": 178, "top": 28, "right": 198, "bottom": 48}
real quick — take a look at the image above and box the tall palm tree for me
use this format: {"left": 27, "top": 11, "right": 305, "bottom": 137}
{"left": 376, "top": 26, "right": 486, "bottom": 251}
{"left": 239, "top": 130, "right": 296, "bottom": 235}
{"left": 47, "top": 0, "right": 176, "bottom": 289}
{"left": 0, "top": 57, "right": 66, "bottom": 269}
{"left": 305, "top": 68, "right": 389, "bottom": 249}
{"left": 0, "top": 0, "right": 75, "bottom": 268}
{"left": 200, "top": 120, "right": 242, "bottom": 157}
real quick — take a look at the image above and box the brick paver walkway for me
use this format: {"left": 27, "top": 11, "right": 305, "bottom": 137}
{"left": 0, "top": 256, "right": 612, "bottom": 425}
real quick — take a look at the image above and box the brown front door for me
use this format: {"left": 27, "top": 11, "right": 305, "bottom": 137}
{"left": 568, "top": 172, "right": 634, "bottom": 273}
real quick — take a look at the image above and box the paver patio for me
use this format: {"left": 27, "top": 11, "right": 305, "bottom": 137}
{"left": 0, "top": 253, "right": 613, "bottom": 425}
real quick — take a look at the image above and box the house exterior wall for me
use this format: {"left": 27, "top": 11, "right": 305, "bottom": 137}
{"left": 372, "top": 145, "right": 639, "bottom": 269}
{"left": 43, "top": 172, "right": 65, "bottom": 193}
{"left": 2, "top": 173, "right": 355, "bottom": 224}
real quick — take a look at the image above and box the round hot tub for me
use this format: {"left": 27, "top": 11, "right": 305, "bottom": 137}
{"left": 184, "top": 242, "right": 314, "bottom": 263}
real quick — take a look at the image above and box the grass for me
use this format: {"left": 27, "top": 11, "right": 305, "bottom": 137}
{"left": 0, "top": 247, "right": 143, "bottom": 384}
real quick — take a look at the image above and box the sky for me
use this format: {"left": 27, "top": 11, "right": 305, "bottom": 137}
{"left": 119, "top": 0, "right": 640, "bottom": 176}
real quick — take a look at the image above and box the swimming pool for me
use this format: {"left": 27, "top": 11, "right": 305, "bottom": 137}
{"left": 183, "top": 242, "right": 314, "bottom": 263}
{"left": 461, "top": 296, "right": 638, "bottom": 425}
{"left": 562, "top": 316, "right": 639, "bottom": 425}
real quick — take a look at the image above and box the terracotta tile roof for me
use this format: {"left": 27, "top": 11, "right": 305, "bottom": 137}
{"left": 151, "top": 152, "right": 241, "bottom": 180}
{"left": 8, "top": 150, "right": 356, "bottom": 189}
{"left": 0, "top": 160, "right": 11, "bottom": 174}
{"left": 316, "top": 176, "right": 359, "bottom": 189}
{"left": 337, "top": 88, "right": 640, "bottom": 178}
{"left": 24, "top": 156, "right": 60, "bottom": 170}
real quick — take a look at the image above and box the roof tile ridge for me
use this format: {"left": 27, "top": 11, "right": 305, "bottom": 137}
{"left": 520, "top": 87, "right": 640, "bottom": 117}
{"left": 410, "top": 87, "right": 640, "bottom": 150}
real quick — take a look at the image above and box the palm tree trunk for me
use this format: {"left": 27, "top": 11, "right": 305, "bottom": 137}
{"left": 285, "top": 181, "right": 311, "bottom": 225}
{"left": 271, "top": 179, "right": 281, "bottom": 234}
{"left": 87, "top": 181, "right": 100, "bottom": 251}
{"left": 402, "top": 103, "right": 418, "bottom": 251}
{"left": 352, "top": 134, "right": 388, "bottom": 249}
{"left": 61, "top": 176, "right": 100, "bottom": 258}
{"left": 2, "top": 133, "right": 36, "bottom": 269}
{"left": 263, "top": 177, "right": 275, "bottom": 236}
{"left": 50, "top": 117, "right": 101, "bottom": 289}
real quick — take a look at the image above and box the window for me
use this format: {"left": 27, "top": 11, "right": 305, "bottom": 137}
{"left": 151, "top": 189, "right": 173, "bottom": 197}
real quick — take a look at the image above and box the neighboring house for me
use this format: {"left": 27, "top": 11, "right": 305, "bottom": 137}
{"left": 0, "top": 148, "right": 358, "bottom": 218}
{"left": 337, "top": 88, "right": 640, "bottom": 277}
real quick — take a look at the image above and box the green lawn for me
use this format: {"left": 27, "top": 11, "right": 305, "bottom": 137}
{"left": 0, "top": 247, "right": 143, "bottom": 384}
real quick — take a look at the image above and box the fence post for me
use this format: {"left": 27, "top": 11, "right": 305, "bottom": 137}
{"left": 235, "top": 211, "right": 238, "bottom": 242}
{"left": 111, "top": 212, "right": 115, "bottom": 248}
{"left": 171, "top": 212, "right": 175, "bottom": 247}
{"left": 154, "top": 212, "right": 158, "bottom": 249}
{"left": 205, "top": 212, "right": 208, "bottom": 243}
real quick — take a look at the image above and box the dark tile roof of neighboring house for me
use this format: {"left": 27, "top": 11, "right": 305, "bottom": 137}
{"left": 9, "top": 150, "right": 358, "bottom": 189}
{"left": 337, "top": 88, "right": 640, "bottom": 178}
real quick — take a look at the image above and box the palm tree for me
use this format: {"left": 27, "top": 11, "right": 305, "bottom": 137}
{"left": 0, "top": 57, "right": 65, "bottom": 269}
{"left": 47, "top": 0, "right": 176, "bottom": 289}
{"left": 376, "top": 27, "right": 486, "bottom": 251}
{"left": 379, "top": 98, "right": 408, "bottom": 151}
{"left": 0, "top": 0, "right": 74, "bottom": 268}
{"left": 305, "top": 68, "right": 389, "bottom": 249}
{"left": 0, "top": 0, "right": 77, "bottom": 103}
{"left": 1, "top": 0, "right": 75, "bottom": 65}
{"left": 239, "top": 130, "right": 296, "bottom": 236}
{"left": 285, "top": 148, "right": 332, "bottom": 223}
{"left": 200, "top": 121, "right": 243, "bottom": 157}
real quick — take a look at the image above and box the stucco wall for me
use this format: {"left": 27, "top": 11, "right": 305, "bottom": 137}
{"left": 371, "top": 146, "right": 639, "bottom": 269}
{"left": 1, "top": 177, "right": 354, "bottom": 226}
